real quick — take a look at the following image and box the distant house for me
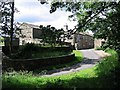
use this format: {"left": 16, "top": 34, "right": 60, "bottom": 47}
{"left": 17, "top": 23, "right": 42, "bottom": 45}
{"left": 73, "top": 32, "right": 94, "bottom": 49}
{"left": 64, "top": 29, "right": 106, "bottom": 49}
{"left": 17, "top": 23, "right": 104, "bottom": 49}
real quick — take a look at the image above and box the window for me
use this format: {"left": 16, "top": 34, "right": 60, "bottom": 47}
{"left": 33, "top": 28, "right": 42, "bottom": 39}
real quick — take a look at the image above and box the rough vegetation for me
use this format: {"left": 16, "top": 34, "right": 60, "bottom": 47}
{"left": 2, "top": 49, "right": 120, "bottom": 88}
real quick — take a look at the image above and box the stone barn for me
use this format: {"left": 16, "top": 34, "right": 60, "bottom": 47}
{"left": 73, "top": 32, "right": 94, "bottom": 49}
{"left": 17, "top": 23, "right": 42, "bottom": 45}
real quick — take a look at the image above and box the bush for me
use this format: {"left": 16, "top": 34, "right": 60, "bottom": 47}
{"left": 95, "top": 49, "right": 119, "bottom": 76}
{"left": 95, "top": 46, "right": 104, "bottom": 50}
{"left": 9, "top": 43, "right": 72, "bottom": 59}
{"left": 20, "top": 43, "right": 40, "bottom": 52}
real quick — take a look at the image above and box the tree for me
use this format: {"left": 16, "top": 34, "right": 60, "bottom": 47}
{"left": 94, "top": 3, "right": 120, "bottom": 50}
{"left": 0, "top": 0, "right": 16, "bottom": 53}
{"left": 39, "top": 1, "right": 120, "bottom": 51}
{"left": 39, "top": 25, "right": 66, "bottom": 47}
{"left": 39, "top": 1, "right": 120, "bottom": 87}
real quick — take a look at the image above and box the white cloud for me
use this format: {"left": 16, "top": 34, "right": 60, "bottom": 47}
{"left": 14, "top": 0, "right": 77, "bottom": 29}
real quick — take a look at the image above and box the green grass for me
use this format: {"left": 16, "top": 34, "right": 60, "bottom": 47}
{"left": 33, "top": 50, "right": 83, "bottom": 73}
{"left": 2, "top": 68, "right": 97, "bottom": 88}
{"left": 40, "top": 44, "right": 68, "bottom": 47}
{"left": 73, "top": 50, "right": 83, "bottom": 61}
{"left": 2, "top": 49, "right": 119, "bottom": 88}
{"left": 95, "top": 46, "right": 104, "bottom": 50}
{"left": 32, "top": 51, "right": 70, "bottom": 59}
{"left": 10, "top": 50, "right": 71, "bottom": 59}
{"left": 95, "top": 49, "right": 119, "bottom": 76}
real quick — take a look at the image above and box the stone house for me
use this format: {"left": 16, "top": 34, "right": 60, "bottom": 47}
{"left": 17, "top": 23, "right": 104, "bottom": 49}
{"left": 64, "top": 26, "right": 107, "bottom": 49}
{"left": 74, "top": 32, "right": 94, "bottom": 49}
{"left": 17, "top": 23, "right": 42, "bottom": 45}
{"left": 66, "top": 32, "right": 105, "bottom": 50}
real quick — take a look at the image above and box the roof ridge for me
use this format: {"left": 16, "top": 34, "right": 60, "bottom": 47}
{"left": 22, "top": 22, "right": 39, "bottom": 27}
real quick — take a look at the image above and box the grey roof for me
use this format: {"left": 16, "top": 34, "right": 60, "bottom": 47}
{"left": 76, "top": 32, "right": 93, "bottom": 37}
{"left": 19, "top": 22, "right": 40, "bottom": 29}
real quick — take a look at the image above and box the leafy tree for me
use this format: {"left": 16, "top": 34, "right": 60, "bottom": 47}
{"left": 39, "top": 1, "right": 120, "bottom": 51}
{"left": 0, "top": 1, "right": 14, "bottom": 53}
{"left": 0, "top": 0, "right": 19, "bottom": 53}
{"left": 56, "top": 28, "right": 65, "bottom": 46}
{"left": 39, "top": 25, "right": 66, "bottom": 47}
{"left": 39, "top": 1, "right": 120, "bottom": 87}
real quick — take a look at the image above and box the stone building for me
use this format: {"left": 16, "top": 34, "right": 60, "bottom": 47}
{"left": 17, "top": 23, "right": 104, "bottom": 49}
{"left": 17, "top": 23, "right": 42, "bottom": 45}
{"left": 73, "top": 32, "right": 94, "bottom": 49}
{"left": 65, "top": 31, "right": 105, "bottom": 50}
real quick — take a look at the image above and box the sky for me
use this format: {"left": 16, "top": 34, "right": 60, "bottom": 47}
{"left": 14, "top": 0, "right": 77, "bottom": 29}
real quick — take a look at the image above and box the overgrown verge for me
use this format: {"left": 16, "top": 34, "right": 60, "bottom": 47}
{"left": 95, "top": 48, "right": 120, "bottom": 88}
{"left": 95, "top": 49, "right": 119, "bottom": 76}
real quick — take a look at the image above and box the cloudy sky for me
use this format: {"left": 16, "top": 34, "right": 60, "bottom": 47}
{"left": 14, "top": 0, "right": 77, "bottom": 29}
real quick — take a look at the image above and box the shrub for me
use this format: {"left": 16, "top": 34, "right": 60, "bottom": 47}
{"left": 95, "top": 46, "right": 104, "bottom": 50}
{"left": 9, "top": 44, "right": 72, "bottom": 59}
{"left": 95, "top": 49, "right": 119, "bottom": 76}
{"left": 20, "top": 43, "right": 40, "bottom": 53}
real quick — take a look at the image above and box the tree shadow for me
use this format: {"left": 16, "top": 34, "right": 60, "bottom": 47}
{"left": 44, "top": 57, "right": 100, "bottom": 75}
{"left": 43, "top": 76, "right": 115, "bottom": 89}
{"left": 2, "top": 75, "right": 114, "bottom": 89}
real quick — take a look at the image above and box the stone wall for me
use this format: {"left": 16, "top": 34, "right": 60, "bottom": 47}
{"left": 2, "top": 53, "right": 75, "bottom": 71}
